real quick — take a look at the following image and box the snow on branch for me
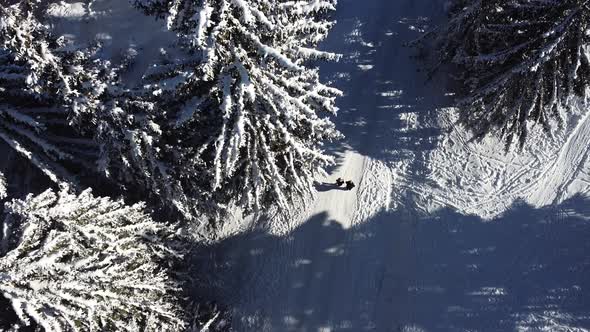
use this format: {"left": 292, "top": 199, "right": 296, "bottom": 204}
{"left": 0, "top": 1, "right": 113, "bottom": 185}
{"left": 0, "top": 172, "right": 6, "bottom": 199}
{"left": 127, "top": 0, "right": 342, "bottom": 213}
{"left": 93, "top": 92, "right": 212, "bottom": 223}
{"left": 0, "top": 188, "right": 186, "bottom": 332}
{"left": 187, "top": 301, "right": 231, "bottom": 332}
{"left": 423, "top": 0, "right": 590, "bottom": 149}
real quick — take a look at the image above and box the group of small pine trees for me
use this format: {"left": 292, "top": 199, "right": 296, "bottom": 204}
{"left": 0, "top": 0, "right": 340, "bottom": 330}
{"left": 421, "top": 0, "right": 590, "bottom": 149}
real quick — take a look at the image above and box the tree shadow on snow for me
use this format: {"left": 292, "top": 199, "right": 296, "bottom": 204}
{"left": 192, "top": 194, "right": 590, "bottom": 331}
{"left": 318, "top": 0, "right": 452, "bottom": 176}
{"left": 314, "top": 182, "right": 350, "bottom": 192}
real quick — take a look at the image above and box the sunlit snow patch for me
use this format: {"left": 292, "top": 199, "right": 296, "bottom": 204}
{"left": 418, "top": 103, "right": 590, "bottom": 219}
{"left": 515, "top": 311, "right": 589, "bottom": 332}
{"left": 380, "top": 90, "right": 403, "bottom": 98}
{"left": 0, "top": 172, "right": 6, "bottom": 199}
{"left": 47, "top": 2, "right": 86, "bottom": 20}
{"left": 469, "top": 287, "right": 506, "bottom": 296}
{"left": 401, "top": 324, "right": 427, "bottom": 332}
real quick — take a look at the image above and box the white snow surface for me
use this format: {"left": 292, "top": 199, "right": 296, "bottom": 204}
{"left": 46, "top": 2, "right": 86, "bottom": 19}
{"left": 208, "top": 0, "right": 590, "bottom": 331}
{"left": 36, "top": 0, "right": 590, "bottom": 331}
{"left": 46, "top": 0, "right": 178, "bottom": 86}
{"left": 0, "top": 171, "right": 6, "bottom": 199}
{"left": 418, "top": 103, "right": 590, "bottom": 219}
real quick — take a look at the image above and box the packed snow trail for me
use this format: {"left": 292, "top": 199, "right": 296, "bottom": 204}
{"left": 205, "top": 0, "right": 590, "bottom": 331}
{"left": 209, "top": 1, "right": 442, "bottom": 329}
{"left": 528, "top": 108, "right": 590, "bottom": 207}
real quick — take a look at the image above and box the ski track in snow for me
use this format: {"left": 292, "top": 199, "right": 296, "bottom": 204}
{"left": 209, "top": 0, "right": 590, "bottom": 330}
{"left": 528, "top": 108, "right": 590, "bottom": 207}
{"left": 421, "top": 103, "right": 590, "bottom": 218}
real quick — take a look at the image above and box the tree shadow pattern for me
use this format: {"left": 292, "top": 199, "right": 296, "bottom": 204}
{"left": 193, "top": 195, "right": 590, "bottom": 331}
{"left": 319, "top": 0, "right": 452, "bottom": 176}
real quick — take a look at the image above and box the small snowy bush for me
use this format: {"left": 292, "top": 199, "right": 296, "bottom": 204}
{"left": 427, "top": 0, "right": 590, "bottom": 148}
{"left": 0, "top": 189, "right": 186, "bottom": 332}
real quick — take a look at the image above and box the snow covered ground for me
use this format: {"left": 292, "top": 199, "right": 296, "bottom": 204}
{"left": 207, "top": 0, "right": 590, "bottom": 331}
{"left": 421, "top": 104, "right": 590, "bottom": 219}
{"left": 47, "top": 0, "right": 177, "bottom": 86}
{"left": 30, "top": 1, "right": 590, "bottom": 331}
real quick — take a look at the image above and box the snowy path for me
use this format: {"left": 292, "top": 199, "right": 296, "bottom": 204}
{"left": 528, "top": 109, "right": 590, "bottom": 207}
{"left": 313, "top": 152, "right": 367, "bottom": 230}
{"left": 207, "top": 0, "right": 590, "bottom": 331}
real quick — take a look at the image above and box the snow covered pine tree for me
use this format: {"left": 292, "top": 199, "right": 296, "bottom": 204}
{"left": 112, "top": 0, "right": 343, "bottom": 217}
{"left": 430, "top": 0, "right": 590, "bottom": 149}
{"left": 0, "top": 1, "right": 111, "bottom": 185}
{"left": 0, "top": 189, "right": 186, "bottom": 332}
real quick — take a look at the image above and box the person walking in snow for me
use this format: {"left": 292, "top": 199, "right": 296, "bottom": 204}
{"left": 345, "top": 180, "right": 355, "bottom": 190}
{"left": 336, "top": 177, "right": 344, "bottom": 186}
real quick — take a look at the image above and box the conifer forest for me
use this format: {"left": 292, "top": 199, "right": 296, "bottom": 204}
{"left": 1, "top": 0, "right": 590, "bottom": 331}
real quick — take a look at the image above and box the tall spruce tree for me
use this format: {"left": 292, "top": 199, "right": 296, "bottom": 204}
{"left": 0, "top": 188, "right": 186, "bottom": 332}
{"left": 96, "top": 0, "right": 343, "bottom": 217}
{"left": 0, "top": 1, "right": 111, "bottom": 185}
{"left": 429, "top": 0, "right": 590, "bottom": 148}
{"left": 93, "top": 90, "right": 211, "bottom": 222}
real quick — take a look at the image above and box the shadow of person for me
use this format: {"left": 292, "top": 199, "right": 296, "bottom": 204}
{"left": 314, "top": 182, "right": 348, "bottom": 192}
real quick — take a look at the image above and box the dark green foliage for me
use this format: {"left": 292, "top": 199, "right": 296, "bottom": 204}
{"left": 427, "top": 0, "right": 590, "bottom": 149}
